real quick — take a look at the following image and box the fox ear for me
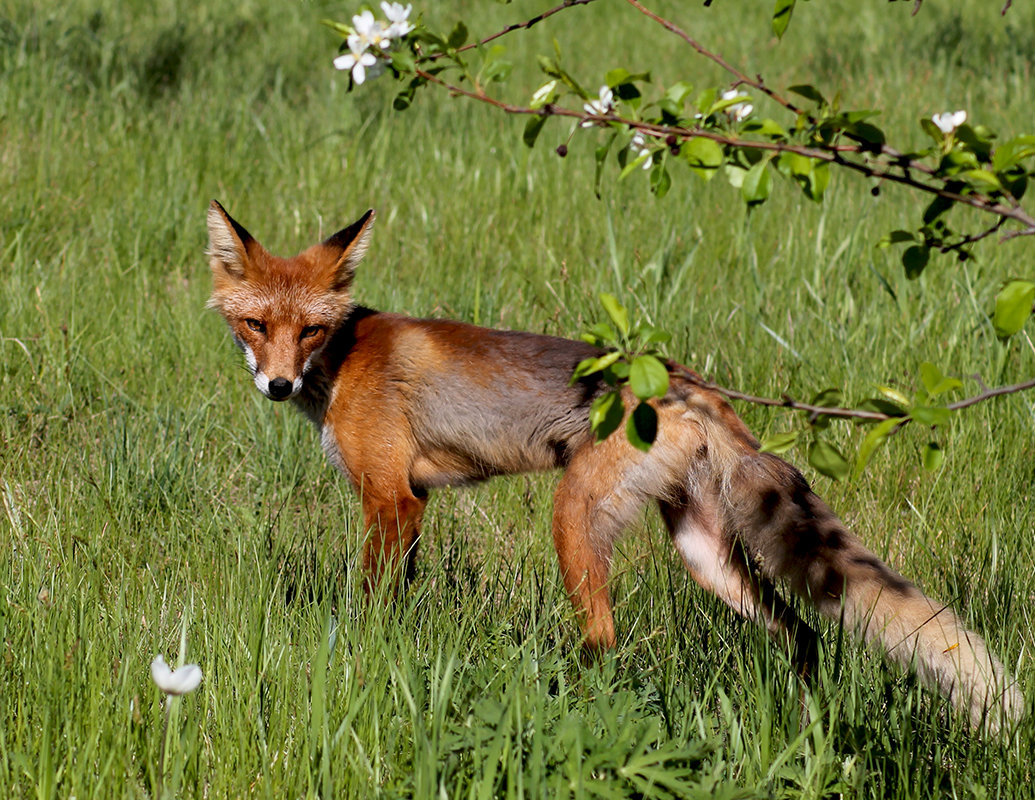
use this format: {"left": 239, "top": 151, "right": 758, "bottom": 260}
{"left": 207, "top": 200, "right": 257, "bottom": 280}
{"left": 321, "top": 209, "right": 375, "bottom": 291}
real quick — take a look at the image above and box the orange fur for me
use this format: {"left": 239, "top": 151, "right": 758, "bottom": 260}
{"left": 207, "top": 202, "right": 1023, "bottom": 731}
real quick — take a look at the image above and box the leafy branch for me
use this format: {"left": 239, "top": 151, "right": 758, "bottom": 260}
{"left": 575, "top": 294, "right": 1035, "bottom": 480}
{"left": 326, "top": 1, "right": 1035, "bottom": 475}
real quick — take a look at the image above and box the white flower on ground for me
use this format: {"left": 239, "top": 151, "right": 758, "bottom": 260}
{"left": 932, "top": 110, "right": 967, "bottom": 134}
{"left": 581, "top": 85, "right": 615, "bottom": 127}
{"left": 333, "top": 36, "right": 379, "bottom": 84}
{"left": 721, "top": 89, "right": 753, "bottom": 123}
{"left": 381, "top": 2, "right": 414, "bottom": 38}
{"left": 150, "top": 655, "right": 202, "bottom": 696}
{"left": 630, "top": 132, "right": 653, "bottom": 170}
{"left": 352, "top": 10, "right": 391, "bottom": 49}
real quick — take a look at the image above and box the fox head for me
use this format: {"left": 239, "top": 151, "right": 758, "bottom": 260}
{"left": 206, "top": 201, "right": 374, "bottom": 401}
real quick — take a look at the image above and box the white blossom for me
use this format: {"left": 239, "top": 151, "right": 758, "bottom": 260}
{"left": 334, "top": 36, "right": 379, "bottom": 84}
{"left": 630, "top": 132, "right": 653, "bottom": 170}
{"left": 932, "top": 110, "right": 967, "bottom": 134}
{"left": 381, "top": 2, "right": 414, "bottom": 38}
{"left": 352, "top": 9, "right": 391, "bottom": 50}
{"left": 721, "top": 89, "right": 753, "bottom": 123}
{"left": 581, "top": 85, "right": 615, "bottom": 127}
{"left": 150, "top": 655, "right": 202, "bottom": 696}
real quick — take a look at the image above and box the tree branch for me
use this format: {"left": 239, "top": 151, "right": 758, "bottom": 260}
{"left": 411, "top": 65, "right": 1035, "bottom": 237}
{"left": 672, "top": 364, "right": 1035, "bottom": 423}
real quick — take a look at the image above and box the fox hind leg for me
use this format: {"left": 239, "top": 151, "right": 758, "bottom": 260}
{"left": 551, "top": 473, "right": 626, "bottom": 655}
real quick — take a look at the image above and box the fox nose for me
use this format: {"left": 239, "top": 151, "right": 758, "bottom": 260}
{"left": 268, "top": 377, "right": 294, "bottom": 400}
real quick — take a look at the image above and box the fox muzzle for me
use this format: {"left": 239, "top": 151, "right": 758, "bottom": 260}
{"left": 267, "top": 377, "right": 295, "bottom": 401}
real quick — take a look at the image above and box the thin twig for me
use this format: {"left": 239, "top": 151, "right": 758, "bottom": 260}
{"left": 672, "top": 365, "right": 1035, "bottom": 422}
{"left": 946, "top": 375, "right": 1035, "bottom": 411}
{"left": 672, "top": 366, "right": 895, "bottom": 421}
{"left": 939, "top": 217, "right": 1006, "bottom": 255}
{"left": 623, "top": 0, "right": 806, "bottom": 117}
{"left": 445, "top": 0, "right": 598, "bottom": 58}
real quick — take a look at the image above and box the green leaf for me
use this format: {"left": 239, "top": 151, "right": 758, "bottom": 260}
{"left": 788, "top": 84, "right": 826, "bottom": 106}
{"left": 725, "top": 164, "right": 747, "bottom": 189}
{"left": 320, "top": 18, "right": 355, "bottom": 37}
{"left": 910, "top": 405, "right": 951, "bottom": 427}
{"left": 772, "top": 0, "right": 796, "bottom": 38}
{"left": 679, "top": 140, "right": 723, "bottom": 183}
{"left": 811, "top": 387, "right": 843, "bottom": 408}
{"left": 682, "top": 137, "right": 724, "bottom": 181}
{"left": 581, "top": 321, "right": 619, "bottom": 347}
{"left": 523, "top": 115, "right": 547, "bottom": 148}
{"left": 992, "top": 279, "right": 1035, "bottom": 338}
{"left": 599, "top": 293, "right": 630, "bottom": 338}
{"left": 901, "top": 245, "right": 929, "bottom": 280}
{"left": 537, "top": 55, "right": 562, "bottom": 79}
{"left": 877, "top": 230, "right": 917, "bottom": 248}
{"left": 626, "top": 402, "right": 658, "bottom": 451}
{"left": 593, "top": 134, "right": 616, "bottom": 198}
{"left": 613, "top": 83, "right": 641, "bottom": 106}
{"left": 390, "top": 48, "right": 416, "bottom": 74}
{"left": 709, "top": 93, "right": 754, "bottom": 116}
{"left": 414, "top": 29, "right": 448, "bottom": 48}
{"left": 640, "top": 326, "right": 672, "bottom": 346}
{"left": 960, "top": 169, "right": 1003, "bottom": 192}
{"left": 922, "top": 195, "right": 953, "bottom": 225}
{"left": 804, "top": 160, "right": 830, "bottom": 202}
{"left": 741, "top": 159, "right": 772, "bottom": 206}
{"left": 664, "top": 80, "right": 694, "bottom": 107}
{"left": 848, "top": 121, "right": 886, "bottom": 147}
{"left": 529, "top": 79, "right": 559, "bottom": 110}
{"left": 853, "top": 416, "right": 903, "bottom": 478}
{"left": 393, "top": 85, "right": 416, "bottom": 111}
{"left": 859, "top": 397, "right": 908, "bottom": 417}
{"left": 694, "top": 87, "right": 718, "bottom": 116}
{"left": 534, "top": 54, "right": 585, "bottom": 97}
{"left": 572, "top": 350, "right": 623, "bottom": 382}
{"left": 808, "top": 440, "right": 850, "bottom": 481}
{"left": 605, "top": 69, "right": 649, "bottom": 90}
{"left": 619, "top": 152, "right": 652, "bottom": 180}
{"left": 879, "top": 385, "right": 911, "bottom": 407}
{"left": 922, "top": 441, "right": 945, "bottom": 471}
{"left": 919, "top": 117, "right": 943, "bottom": 144}
{"left": 759, "top": 430, "right": 800, "bottom": 455}
{"left": 992, "top": 136, "right": 1035, "bottom": 172}
{"left": 447, "top": 21, "right": 468, "bottom": 48}
{"left": 918, "top": 362, "right": 963, "bottom": 398}
{"left": 650, "top": 163, "right": 672, "bottom": 198}
{"left": 955, "top": 125, "right": 994, "bottom": 160}
{"left": 741, "top": 118, "right": 788, "bottom": 140}
{"left": 629, "top": 355, "right": 669, "bottom": 400}
{"left": 589, "top": 391, "right": 624, "bottom": 442}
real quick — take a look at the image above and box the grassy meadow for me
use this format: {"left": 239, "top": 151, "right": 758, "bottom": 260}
{"left": 2, "top": 0, "right": 1035, "bottom": 796}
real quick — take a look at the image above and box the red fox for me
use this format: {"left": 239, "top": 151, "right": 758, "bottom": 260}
{"left": 207, "top": 201, "right": 1022, "bottom": 730}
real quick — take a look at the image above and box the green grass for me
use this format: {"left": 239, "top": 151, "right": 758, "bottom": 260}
{"left": 2, "top": 0, "right": 1034, "bottom": 796}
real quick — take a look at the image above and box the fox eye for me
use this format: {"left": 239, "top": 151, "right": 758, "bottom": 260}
{"left": 245, "top": 319, "right": 266, "bottom": 334}
{"left": 300, "top": 325, "right": 323, "bottom": 340}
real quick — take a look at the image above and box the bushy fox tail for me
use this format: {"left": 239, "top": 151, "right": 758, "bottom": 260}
{"left": 722, "top": 451, "right": 1023, "bottom": 731}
